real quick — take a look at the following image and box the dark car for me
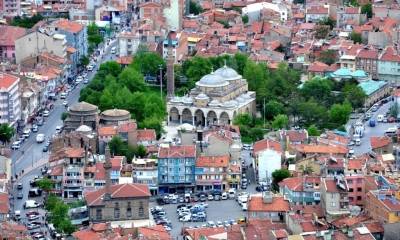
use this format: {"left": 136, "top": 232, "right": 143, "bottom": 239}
{"left": 177, "top": 204, "right": 186, "bottom": 210}
{"left": 42, "top": 146, "right": 48, "bottom": 152}
{"left": 193, "top": 196, "right": 199, "bottom": 202}
{"left": 17, "top": 183, "right": 23, "bottom": 190}
{"left": 17, "top": 192, "right": 23, "bottom": 199}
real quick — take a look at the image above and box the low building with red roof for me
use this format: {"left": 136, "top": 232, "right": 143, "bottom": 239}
{"left": 137, "top": 129, "right": 157, "bottom": 146}
{"left": 0, "top": 25, "right": 26, "bottom": 62}
{"left": 279, "top": 176, "right": 321, "bottom": 205}
{"left": 0, "top": 222, "right": 29, "bottom": 239}
{"left": 0, "top": 192, "right": 9, "bottom": 221}
{"left": 138, "top": 225, "right": 172, "bottom": 239}
{"left": 321, "top": 177, "right": 350, "bottom": 221}
{"left": 248, "top": 192, "right": 290, "bottom": 221}
{"left": 370, "top": 136, "right": 392, "bottom": 154}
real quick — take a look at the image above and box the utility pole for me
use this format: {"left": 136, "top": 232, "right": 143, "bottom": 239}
{"left": 159, "top": 64, "right": 163, "bottom": 100}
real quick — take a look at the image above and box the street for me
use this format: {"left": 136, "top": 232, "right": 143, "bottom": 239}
{"left": 352, "top": 100, "right": 397, "bottom": 155}
{"left": 10, "top": 38, "right": 118, "bottom": 235}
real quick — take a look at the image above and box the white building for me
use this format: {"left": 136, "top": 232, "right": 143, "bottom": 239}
{"left": 0, "top": 73, "right": 21, "bottom": 126}
{"left": 132, "top": 158, "right": 158, "bottom": 195}
{"left": 117, "top": 31, "right": 140, "bottom": 57}
{"left": 242, "top": 2, "right": 289, "bottom": 23}
{"left": 253, "top": 139, "right": 283, "bottom": 184}
{"left": 167, "top": 65, "right": 256, "bottom": 127}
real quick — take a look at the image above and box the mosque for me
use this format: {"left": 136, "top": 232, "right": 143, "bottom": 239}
{"left": 167, "top": 65, "right": 256, "bottom": 127}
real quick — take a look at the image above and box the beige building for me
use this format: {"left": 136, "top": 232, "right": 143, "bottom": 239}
{"left": 15, "top": 31, "right": 67, "bottom": 64}
{"left": 321, "top": 177, "right": 350, "bottom": 222}
{"left": 167, "top": 65, "right": 256, "bottom": 127}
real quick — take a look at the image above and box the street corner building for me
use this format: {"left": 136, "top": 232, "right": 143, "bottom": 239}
{"left": 166, "top": 65, "right": 256, "bottom": 127}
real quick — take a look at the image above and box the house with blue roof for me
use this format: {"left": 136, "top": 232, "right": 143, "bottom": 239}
{"left": 330, "top": 68, "right": 368, "bottom": 81}
{"left": 358, "top": 80, "right": 390, "bottom": 107}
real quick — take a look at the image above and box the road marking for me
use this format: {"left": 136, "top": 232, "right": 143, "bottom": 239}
{"left": 15, "top": 144, "right": 34, "bottom": 164}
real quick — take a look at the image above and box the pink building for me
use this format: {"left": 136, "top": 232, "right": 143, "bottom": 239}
{"left": 0, "top": 25, "right": 26, "bottom": 63}
{"left": 346, "top": 175, "right": 365, "bottom": 208}
{"left": 1, "top": 0, "right": 20, "bottom": 16}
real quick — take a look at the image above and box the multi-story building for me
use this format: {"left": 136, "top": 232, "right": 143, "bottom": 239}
{"left": 253, "top": 139, "right": 282, "bottom": 184}
{"left": 162, "top": 31, "right": 188, "bottom": 63}
{"left": 1, "top": 0, "right": 20, "bottom": 16}
{"left": 0, "top": 73, "right": 20, "bottom": 126}
{"left": 54, "top": 19, "right": 87, "bottom": 74}
{"left": 117, "top": 31, "right": 140, "bottom": 57}
{"left": 0, "top": 26, "right": 26, "bottom": 63}
{"left": 365, "top": 190, "right": 400, "bottom": 224}
{"left": 195, "top": 155, "right": 229, "bottom": 192}
{"left": 132, "top": 158, "right": 158, "bottom": 195}
{"left": 305, "top": 6, "right": 329, "bottom": 23}
{"left": 157, "top": 145, "right": 196, "bottom": 194}
{"left": 378, "top": 46, "right": 400, "bottom": 86}
{"left": 321, "top": 177, "right": 350, "bottom": 222}
{"left": 355, "top": 48, "right": 379, "bottom": 79}
{"left": 279, "top": 176, "right": 321, "bottom": 205}
{"left": 85, "top": 147, "right": 151, "bottom": 223}
{"left": 62, "top": 148, "right": 85, "bottom": 200}
{"left": 345, "top": 175, "right": 365, "bottom": 207}
{"left": 15, "top": 30, "right": 67, "bottom": 64}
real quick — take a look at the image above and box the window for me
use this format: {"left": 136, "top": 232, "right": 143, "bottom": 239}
{"left": 331, "top": 202, "right": 336, "bottom": 207}
{"left": 347, "top": 179, "right": 353, "bottom": 184}
{"left": 96, "top": 209, "right": 102, "bottom": 220}
{"left": 127, "top": 202, "right": 132, "bottom": 218}
{"left": 114, "top": 202, "right": 120, "bottom": 219}
{"left": 357, "top": 187, "right": 362, "bottom": 192}
{"left": 138, "top": 201, "right": 144, "bottom": 217}
{"left": 349, "top": 188, "right": 354, "bottom": 192}
{"left": 357, "top": 196, "right": 362, "bottom": 201}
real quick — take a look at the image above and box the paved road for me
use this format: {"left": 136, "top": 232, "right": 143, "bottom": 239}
{"left": 353, "top": 100, "right": 397, "bottom": 155}
{"left": 10, "top": 39, "right": 118, "bottom": 235}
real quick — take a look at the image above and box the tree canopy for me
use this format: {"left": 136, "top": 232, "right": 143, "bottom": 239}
{"left": 45, "top": 194, "right": 75, "bottom": 235}
{"left": 109, "top": 136, "right": 147, "bottom": 162}
{"left": 361, "top": 3, "right": 372, "bottom": 18}
{"left": 11, "top": 14, "right": 43, "bottom": 28}
{"left": 350, "top": 31, "right": 362, "bottom": 44}
{"left": 189, "top": 0, "right": 203, "bottom": 15}
{"left": 318, "top": 49, "right": 337, "bottom": 65}
{"left": 0, "top": 124, "right": 14, "bottom": 144}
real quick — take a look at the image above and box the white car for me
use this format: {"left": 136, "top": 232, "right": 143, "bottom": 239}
{"left": 179, "top": 214, "right": 191, "bottom": 222}
{"left": 63, "top": 100, "right": 68, "bottom": 106}
{"left": 43, "top": 110, "right": 49, "bottom": 117}
{"left": 87, "top": 65, "right": 94, "bottom": 71}
{"left": 76, "top": 76, "right": 83, "bottom": 83}
{"left": 221, "top": 192, "right": 228, "bottom": 200}
{"left": 55, "top": 125, "right": 63, "bottom": 133}
{"left": 36, "top": 134, "right": 45, "bottom": 143}
{"left": 11, "top": 141, "right": 21, "bottom": 150}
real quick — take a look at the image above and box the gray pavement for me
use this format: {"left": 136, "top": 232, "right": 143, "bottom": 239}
{"left": 352, "top": 100, "right": 397, "bottom": 155}
{"left": 150, "top": 198, "right": 247, "bottom": 238}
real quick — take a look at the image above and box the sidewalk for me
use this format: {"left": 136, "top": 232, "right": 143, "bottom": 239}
{"left": 16, "top": 158, "right": 48, "bottom": 181}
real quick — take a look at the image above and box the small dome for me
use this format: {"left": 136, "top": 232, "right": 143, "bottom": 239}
{"left": 171, "top": 96, "right": 182, "bottom": 103}
{"left": 196, "top": 72, "right": 228, "bottom": 87}
{"left": 215, "top": 65, "right": 241, "bottom": 81}
{"left": 195, "top": 93, "right": 209, "bottom": 100}
{"left": 76, "top": 124, "right": 92, "bottom": 133}
{"left": 208, "top": 99, "right": 221, "bottom": 107}
{"left": 236, "top": 96, "right": 245, "bottom": 103}
{"left": 183, "top": 96, "right": 193, "bottom": 105}
{"left": 70, "top": 101, "right": 97, "bottom": 112}
{"left": 101, "top": 109, "right": 130, "bottom": 117}
{"left": 224, "top": 100, "right": 238, "bottom": 108}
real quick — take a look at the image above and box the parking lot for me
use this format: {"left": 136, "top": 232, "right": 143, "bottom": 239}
{"left": 150, "top": 197, "right": 248, "bottom": 238}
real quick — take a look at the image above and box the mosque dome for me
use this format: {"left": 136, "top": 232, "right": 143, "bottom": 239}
{"left": 196, "top": 72, "right": 229, "bottom": 87}
{"left": 214, "top": 65, "right": 241, "bottom": 81}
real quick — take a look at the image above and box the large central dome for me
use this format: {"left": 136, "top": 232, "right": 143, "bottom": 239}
{"left": 214, "top": 65, "right": 241, "bottom": 81}
{"left": 196, "top": 72, "right": 229, "bottom": 87}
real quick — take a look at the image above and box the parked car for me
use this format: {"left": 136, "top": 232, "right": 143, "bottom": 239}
{"left": 17, "top": 192, "right": 23, "bottom": 199}
{"left": 31, "top": 125, "right": 38, "bottom": 132}
{"left": 42, "top": 145, "right": 49, "bottom": 152}
{"left": 11, "top": 141, "right": 21, "bottom": 150}
{"left": 207, "top": 194, "right": 214, "bottom": 201}
{"left": 221, "top": 192, "right": 228, "bottom": 200}
{"left": 214, "top": 194, "right": 221, "bottom": 201}
{"left": 42, "top": 110, "right": 49, "bottom": 117}
{"left": 17, "top": 182, "right": 23, "bottom": 189}
{"left": 200, "top": 194, "right": 207, "bottom": 202}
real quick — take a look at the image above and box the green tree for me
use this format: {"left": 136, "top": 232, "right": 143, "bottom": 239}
{"left": 318, "top": 17, "right": 335, "bottom": 29}
{"left": 243, "top": 60, "right": 267, "bottom": 99}
{"left": 11, "top": 14, "right": 43, "bottom": 28}
{"left": 389, "top": 102, "right": 399, "bottom": 118}
{"left": 131, "top": 52, "right": 165, "bottom": 76}
{"left": 79, "top": 55, "right": 90, "bottom": 67}
{"left": 242, "top": 15, "right": 249, "bottom": 24}
{"left": 315, "top": 25, "right": 330, "bottom": 39}
{"left": 318, "top": 49, "right": 337, "bottom": 65}
{"left": 109, "top": 136, "right": 126, "bottom": 156}
{"left": 87, "top": 23, "right": 103, "bottom": 47}
{"left": 298, "top": 99, "right": 328, "bottom": 127}
{"left": 271, "top": 114, "right": 289, "bottom": 130}
{"left": 264, "top": 100, "right": 285, "bottom": 120}
{"left": 233, "top": 113, "right": 253, "bottom": 126}
{"left": 182, "top": 56, "right": 212, "bottom": 88}
{"left": 0, "top": 124, "right": 14, "bottom": 144}
{"left": 61, "top": 112, "right": 69, "bottom": 121}
{"left": 233, "top": 53, "right": 248, "bottom": 75}
{"left": 136, "top": 145, "right": 147, "bottom": 158}
{"left": 271, "top": 169, "right": 291, "bottom": 190}
{"left": 307, "top": 125, "right": 321, "bottom": 136}
{"left": 35, "top": 178, "right": 54, "bottom": 192}
{"left": 361, "top": 3, "right": 372, "bottom": 18}
{"left": 342, "top": 83, "right": 366, "bottom": 108}
{"left": 350, "top": 0, "right": 359, "bottom": 7}
{"left": 189, "top": 0, "right": 203, "bottom": 15}
{"left": 118, "top": 67, "right": 146, "bottom": 92}
{"left": 301, "top": 77, "right": 333, "bottom": 104}
{"left": 329, "top": 101, "right": 352, "bottom": 126}
{"left": 350, "top": 31, "right": 362, "bottom": 43}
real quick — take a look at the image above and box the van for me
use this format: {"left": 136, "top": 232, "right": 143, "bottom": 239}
{"left": 87, "top": 65, "right": 94, "bottom": 71}
{"left": 377, "top": 114, "right": 384, "bottom": 122}
{"left": 14, "top": 210, "right": 21, "bottom": 221}
{"left": 242, "top": 202, "right": 248, "bottom": 211}
{"left": 385, "top": 127, "right": 397, "bottom": 136}
{"left": 24, "top": 200, "right": 40, "bottom": 209}
{"left": 36, "top": 134, "right": 45, "bottom": 143}
{"left": 28, "top": 188, "right": 42, "bottom": 197}
{"left": 369, "top": 119, "right": 376, "bottom": 127}
{"left": 355, "top": 138, "right": 361, "bottom": 146}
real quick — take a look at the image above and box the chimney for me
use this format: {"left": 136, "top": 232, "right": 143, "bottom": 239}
{"left": 166, "top": 31, "right": 175, "bottom": 100}
{"left": 103, "top": 144, "right": 112, "bottom": 201}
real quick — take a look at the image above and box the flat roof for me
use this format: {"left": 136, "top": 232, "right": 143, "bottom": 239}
{"left": 358, "top": 80, "right": 387, "bottom": 96}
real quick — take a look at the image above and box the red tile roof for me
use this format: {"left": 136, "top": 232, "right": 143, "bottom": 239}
{"left": 137, "top": 129, "right": 157, "bottom": 141}
{"left": 196, "top": 155, "right": 229, "bottom": 168}
{"left": 118, "top": 121, "right": 137, "bottom": 133}
{"left": 138, "top": 225, "right": 172, "bottom": 240}
{"left": 0, "top": 192, "right": 9, "bottom": 214}
{"left": 65, "top": 147, "right": 85, "bottom": 158}
{"left": 308, "top": 61, "right": 329, "bottom": 72}
{"left": 73, "top": 229, "right": 101, "bottom": 240}
{"left": 307, "top": 6, "right": 328, "bottom": 14}
{"left": 370, "top": 136, "right": 391, "bottom": 149}
{"left": 98, "top": 126, "right": 118, "bottom": 137}
{"left": 116, "top": 56, "right": 133, "bottom": 65}
{"left": 380, "top": 46, "right": 400, "bottom": 62}
{"left": 357, "top": 48, "right": 379, "bottom": 59}
{"left": 56, "top": 19, "right": 84, "bottom": 33}
{"left": 347, "top": 159, "right": 364, "bottom": 170}
{"left": 331, "top": 215, "right": 371, "bottom": 228}
{"left": 364, "top": 221, "right": 384, "bottom": 233}
{"left": 49, "top": 165, "right": 63, "bottom": 176}
{"left": 158, "top": 145, "right": 196, "bottom": 158}
{"left": 293, "top": 144, "right": 348, "bottom": 154}
{"left": 248, "top": 196, "right": 290, "bottom": 212}
{"left": 94, "top": 162, "right": 106, "bottom": 181}
{"left": 0, "top": 25, "right": 26, "bottom": 46}
{"left": 111, "top": 156, "right": 123, "bottom": 171}
{"left": 85, "top": 183, "right": 151, "bottom": 206}
{"left": 324, "top": 179, "right": 346, "bottom": 193}
{"left": 253, "top": 139, "right": 282, "bottom": 154}
{"left": 345, "top": 7, "right": 360, "bottom": 14}
{"left": 0, "top": 72, "right": 19, "bottom": 90}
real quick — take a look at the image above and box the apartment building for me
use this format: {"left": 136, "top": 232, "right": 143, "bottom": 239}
{"left": 117, "top": 31, "right": 140, "bottom": 57}
{"left": 365, "top": 190, "right": 400, "bottom": 224}
{"left": 131, "top": 158, "right": 158, "bottom": 195}
{"left": 195, "top": 155, "right": 229, "bottom": 192}
{"left": 62, "top": 148, "right": 85, "bottom": 200}
{"left": 0, "top": 72, "right": 20, "bottom": 126}
{"left": 321, "top": 177, "right": 350, "bottom": 222}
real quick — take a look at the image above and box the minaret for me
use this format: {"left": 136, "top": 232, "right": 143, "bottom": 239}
{"left": 103, "top": 144, "right": 112, "bottom": 201}
{"left": 166, "top": 32, "right": 175, "bottom": 100}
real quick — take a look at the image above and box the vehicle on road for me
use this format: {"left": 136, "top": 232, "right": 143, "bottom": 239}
{"left": 24, "top": 200, "right": 41, "bottom": 209}
{"left": 28, "top": 214, "right": 40, "bottom": 221}
{"left": 17, "top": 182, "right": 23, "bottom": 189}
{"left": 242, "top": 202, "right": 248, "bottom": 211}
{"left": 36, "top": 134, "right": 45, "bottom": 143}
{"left": 23, "top": 128, "right": 31, "bottom": 138}
{"left": 199, "top": 194, "right": 207, "bottom": 202}
{"left": 228, "top": 189, "right": 236, "bottom": 199}
{"left": 83, "top": 79, "right": 89, "bottom": 84}
{"left": 87, "top": 65, "right": 94, "bottom": 71}
{"left": 32, "top": 125, "right": 38, "bottom": 132}
{"left": 14, "top": 210, "right": 21, "bottom": 221}
{"left": 63, "top": 100, "right": 68, "bottom": 106}
{"left": 369, "top": 119, "right": 376, "bottom": 127}
{"left": 179, "top": 214, "right": 191, "bottom": 222}
{"left": 221, "top": 192, "right": 228, "bottom": 200}
{"left": 60, "top": 92, "right": 67, "bottom": 99}
{"left": 42, "top": 110, "right": 49, "bottom": 117}
{"left": 76, "top": 76, "right": 83, "bottom": 83}
{"left": 55, "top": 125, "right": 63, "bottom": 133}
{"left": 29, "top": 188, "right": 43, "bottom": 197}
{"left": 207, "top": 194, "right": 214, "bottom": 201}
{"left": 111, "top": 47, "right": 116, "bottom": 54}
{"left": 11, "top": 141, "right": 21, "bottom": 150}
{"left": 17, "top": 192, "right": 23, "bottom": 199}
{"left": 385, "top": 127, "right": 397, "bottom": 136}
{"left": 42, "top": 145, "right": 49, "bottom": 152}
{"left": 377, "top": 114, "right": 384, "bottom": 122}
{"left": 355, "top": 138, "right": 361, "bottom": 146}
{"left": 27, "top": 223, "right": 40, "bottom": 230}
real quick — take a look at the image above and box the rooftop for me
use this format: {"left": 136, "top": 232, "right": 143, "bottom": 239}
{"left": 0, "top": 72, "right": 19, "bottom": 90}
{"left": 358, "top": 80, "right": 388, "bottom": 96}
{"left": 158, "top": 145, "right": 196, "bottom": 158}
{"left": 196, "top": 155, "right": 229, "bottom": 168}
{"left": 248, "top": 195, "right": 290, "bottom": 212}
